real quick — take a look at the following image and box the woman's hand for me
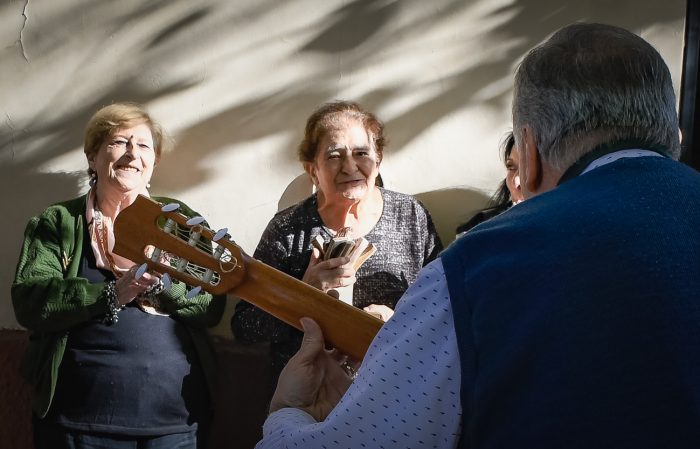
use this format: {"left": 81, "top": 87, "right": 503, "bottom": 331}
{"left": 302, "top": 248, "right": 356, "bottom": 293}
{"left": 363, "top": 304, "right": 394, "bottom": 322}
{"left": 269, "top": 317, "right": 353, "bottom": 421}
{"left": 114, "top": 265, "right": 160, "bottom": 306}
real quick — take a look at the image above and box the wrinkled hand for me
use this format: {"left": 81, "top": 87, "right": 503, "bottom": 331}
{"left": 302, "top": 248, "right": 356, "bottom": 293}
{"left": 269, "top": 317, "right": 354, "bottom": 422}
{"left": 363, "top": 304, "right": 394, "bottom": 322}
{"left": 115, "top": 265, "right": 160, "bottom": 306}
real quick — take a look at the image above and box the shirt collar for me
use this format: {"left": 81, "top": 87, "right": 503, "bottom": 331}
{"left": 557, "top": 140, "right": 670, "bottom": 186}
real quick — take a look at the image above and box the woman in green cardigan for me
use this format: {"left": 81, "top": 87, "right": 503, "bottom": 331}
{"left": 12, "top": 103, "right": 225, "bottom": 449}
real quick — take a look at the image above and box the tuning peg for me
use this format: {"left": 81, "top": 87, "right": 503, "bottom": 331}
{"left": 162, "top": 273, "right": 172, "bottom": 290}
{"left": 152, "top": 215, "right": 176, "bottom": 263}
{"left": 163, "top": 218, "right": 176, "bottom": 233}
{"left": 186, "top": 216, "right": 205, "bottom": 226}
{"left": 176, "top": 219, "right": 206, "bottom": 272}
{"left": 153, "top": 217, "right": 177, "bottom": 263}
{"left": 135, "top": 263, "right": 148, "bottom": 280}
{"left": 212, "top": 228, "right": 228, "bottom": 242}
{"left": 162, "top": 203, "right": 180, "bottom": 212}
{"left": 202, "top": 248, "right": 225, "bottom": 284}
{"left": 185, "top": 286, "right": 202, "bottom": 299}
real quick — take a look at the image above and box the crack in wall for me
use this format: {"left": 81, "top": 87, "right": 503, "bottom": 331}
{"left": 18, "top": 0, "right": 29, "bottom": 62}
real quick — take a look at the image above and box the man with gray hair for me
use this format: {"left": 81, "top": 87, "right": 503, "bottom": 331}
{"left": 255, "top": 23, "right": 700, "bottom": 449}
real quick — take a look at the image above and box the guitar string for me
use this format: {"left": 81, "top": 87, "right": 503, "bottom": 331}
{"left": 155, "top": 222, "right": 230, "bottom": 284}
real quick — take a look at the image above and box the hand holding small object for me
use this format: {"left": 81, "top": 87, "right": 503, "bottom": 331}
{"left": 302, "top": 248, "right": 356, "bottom": 292}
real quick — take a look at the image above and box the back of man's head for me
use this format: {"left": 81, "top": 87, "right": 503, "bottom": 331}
{"left": 513, "top": 22, "right": 680, "bottom": 171}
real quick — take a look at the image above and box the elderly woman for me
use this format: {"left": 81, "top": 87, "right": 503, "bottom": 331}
{"left": 232, "top": 100, "right": 442, "bottom": 389}
{"left": 12, "top": 103, "right": 225, "bottom": 449}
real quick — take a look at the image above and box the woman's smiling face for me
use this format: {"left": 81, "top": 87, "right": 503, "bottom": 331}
{"left": 89, "top": 122, "right": 156, "bottom": 195}
{"left": 306, "top": 118, "right": 381, "bottom": 204}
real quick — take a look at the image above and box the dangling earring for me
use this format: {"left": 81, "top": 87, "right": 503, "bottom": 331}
{"left": 89, "top": 173, "right": 97, "bottom": 187}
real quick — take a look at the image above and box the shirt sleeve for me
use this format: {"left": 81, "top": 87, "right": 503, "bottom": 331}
{"left": 256, "top": 259, "right": 462, "bottom": 449}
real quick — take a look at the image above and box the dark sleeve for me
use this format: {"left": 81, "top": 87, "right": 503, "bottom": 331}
{"left": 230, "top": 220, "right": 296, "bottom": 343}
{"left": 421, "top": 202, "right": 443, "bottom": 265}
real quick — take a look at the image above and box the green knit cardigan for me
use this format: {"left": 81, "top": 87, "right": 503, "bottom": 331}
{"left": 12, "top": 194, "right": 226, "bottom": 418}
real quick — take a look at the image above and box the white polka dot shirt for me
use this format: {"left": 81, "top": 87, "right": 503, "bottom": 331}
{"left": 256, "top": 259, "right": 462, "bottom": 448}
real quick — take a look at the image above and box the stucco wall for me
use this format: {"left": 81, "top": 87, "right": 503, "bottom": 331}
{"left": 0, "top": 0, "right": 687, "bottom": 334}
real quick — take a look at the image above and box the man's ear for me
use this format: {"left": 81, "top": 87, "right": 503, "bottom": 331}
{"left": 521, "top": 127, "right": 543, "bottom": 196}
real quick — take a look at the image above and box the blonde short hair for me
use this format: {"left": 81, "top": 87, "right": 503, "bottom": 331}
{"left": 84, "top": 102, "right": 168, "bottom": 179}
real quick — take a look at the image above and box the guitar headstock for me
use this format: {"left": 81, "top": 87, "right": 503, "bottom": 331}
{"left": 113, "top": 195, "right": 246, "bottom": 295}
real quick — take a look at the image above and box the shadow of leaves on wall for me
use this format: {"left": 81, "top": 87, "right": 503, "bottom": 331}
{"left": 302, "top": 0, "right": 400, "bottom": 53}
{"left": 1, "top": 0, "right": 685, "bottom": 317}
{"left": 4, "top": 0, "right": 683, "bottom": 199}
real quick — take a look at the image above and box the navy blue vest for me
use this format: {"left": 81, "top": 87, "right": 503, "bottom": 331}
{"left": 443, "top": 156, "right": 700, "bottom": 448}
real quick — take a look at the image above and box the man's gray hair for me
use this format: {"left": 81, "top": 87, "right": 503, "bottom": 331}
{"left": 513, "top": 22, "right": 680, "bottom": 171}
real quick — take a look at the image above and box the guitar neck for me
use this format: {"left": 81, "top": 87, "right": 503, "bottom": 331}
{"left": 232, "top": 253, "right": 383, "bottom": 362}
{"left": 110, "top": 194, "right": 382, "bottom": 361}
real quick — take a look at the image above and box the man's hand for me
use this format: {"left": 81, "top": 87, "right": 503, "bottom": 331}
{"left": 269, "top": 317, "right": 354, "bottom": 421}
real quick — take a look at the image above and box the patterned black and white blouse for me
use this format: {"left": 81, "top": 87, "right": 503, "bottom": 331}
{"left": 231, "top": 188, "right": 442, "bottom": 378}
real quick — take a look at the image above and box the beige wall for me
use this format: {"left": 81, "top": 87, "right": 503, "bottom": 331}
{"left": 0, "top": 0, "right": 686, "bottom": 334}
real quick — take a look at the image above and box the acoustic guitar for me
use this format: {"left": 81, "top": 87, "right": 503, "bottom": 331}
{"left": 113, "top": 195, "right": 383, "bottom": 361}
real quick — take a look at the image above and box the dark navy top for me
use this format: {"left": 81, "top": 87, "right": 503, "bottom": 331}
{"left": 47, "top": 222, "right": 209, "bottom": 436}
{"left": 443, "top": 156, "right": 700, "bottom": 448}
